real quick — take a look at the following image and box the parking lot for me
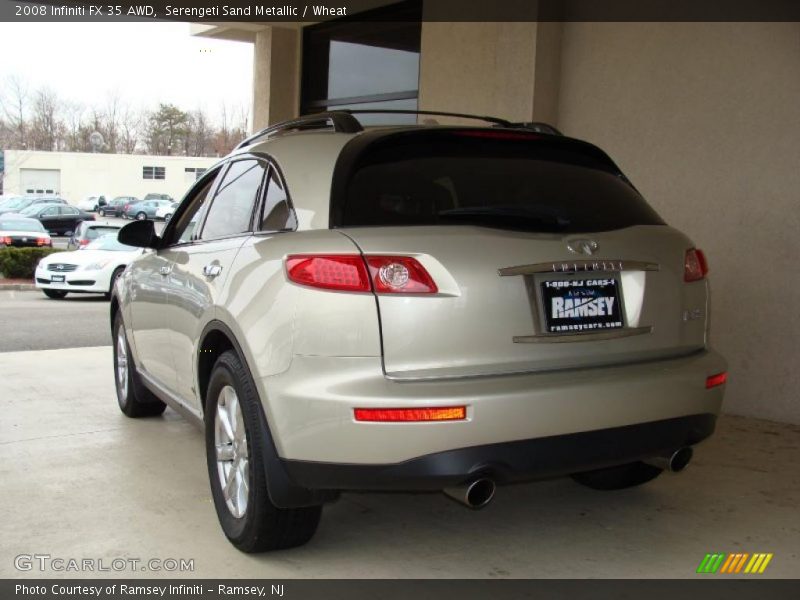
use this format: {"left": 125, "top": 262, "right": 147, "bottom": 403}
{"left": 48, "top": 216, "right": 165, "bottom": 250}
{"left": 0, "top": 289, "right": 798, "bottom": 578}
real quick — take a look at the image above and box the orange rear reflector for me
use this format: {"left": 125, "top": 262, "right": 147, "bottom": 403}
{"left": 354, "top": 406, "right": 466, "bottom": 422}
{"left": 706, "top": 372, "right": 728, "bottom": 389}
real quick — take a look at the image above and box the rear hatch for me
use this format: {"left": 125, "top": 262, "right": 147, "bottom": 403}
{"left": 332, "top": 129, "right": 708, "bottom": 380}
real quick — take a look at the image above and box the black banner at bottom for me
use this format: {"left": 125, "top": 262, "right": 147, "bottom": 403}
{"left": 3, "top": 579, "right": 799, "bottom": 600}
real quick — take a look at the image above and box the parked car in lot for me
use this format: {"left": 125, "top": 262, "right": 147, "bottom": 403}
{"left": 154, "top": 201, "right": 179, "bottom": 222}
{"left": 0, "top": 194, "right": 23, "bottom": 207}
{"left": 99, "top": 196, "right": 139, "bottom": 217}
{"left": 143, "top": 193, "right": 173, "bottom": 202}
{"left": 67, "top": 221, "right": 122, "bottom": 250}
{"left": 0, "top": 216, "right": 52, "bottom": 248}
{"left": 36, "top": 235, "right": 140, "bottom": 299}
{"left": 111, "top": 110, "right": 727, "bottom": 553}
{"left": 0, "top": 196, "right": 67, "bottom": 216}
{"left": 76, "top": 194, "right": 111, "bottom": 212}
{"left": 18, "top": 203, "right": 94, "bottom": 235}
{"left": 124, "top": 199, "right": 174, "bottom": 220}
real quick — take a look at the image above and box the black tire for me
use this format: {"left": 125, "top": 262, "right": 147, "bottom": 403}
{"left": 164, "top": 213, "right": 172, "bottom": 223}
{"left": 43, "top": 289, "right": 67, "bottom": 299}
{"left": 112, "top": 313, "right": 167, "bottom": 418}
{"left": 99, "top": 209, "right": 106, "bottom": 217}
{"left": 571, "top": 462, "right": 663, "bottom": 491}
{"left": 105, "top": 266, "right": 125, "bottom": 299}
{"left": 205, "top": 350, "right": 322, "bottom": 552}
{"left": 136, "top": 212, "right": 147, "bottom": 221}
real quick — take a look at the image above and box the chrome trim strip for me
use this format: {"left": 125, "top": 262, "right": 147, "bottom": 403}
{"left": 498, "top": 260, "right": 659, "bottom": 276}
{"left": 138, "top": 369, "right": 203, "bottom": 427}
{"left": 513, "top": 326, "right": 653, "bottom": 344}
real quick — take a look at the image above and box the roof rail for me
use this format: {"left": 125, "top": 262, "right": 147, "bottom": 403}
{"left": 235, "top": 110, "right": 562, "bottom": 149}
{"left": 235, "top": 112, "right": 363, "bottom": 150}
{"left": 336, "top": 109, "right": 513, "bottom": 127}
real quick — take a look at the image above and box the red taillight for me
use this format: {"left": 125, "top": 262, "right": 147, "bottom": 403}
{"left": 1, "top": 236, "right": 12, "bottom": 245}
{"left": 706, "top": 372, "right": 727, "bottom": 389}
{"left": 79, "top": 239, "right": 90, "bottom": 246}
{"left": 36, "top": 237, "right": 50, "bottom": 246}
{"left": 354, "top": 406, "right": 467, "bottom": 422}
{"left": 285, "top": 254, "right": 438, "bottom": 294}
{"left": 684, "top": 248, "right": 708, "bottom": 282}
{"left": 285, "top": 255, "right": 371, "bottom": 292}
{"left": 365, "top": 256, "right": 438, "bottom": 294}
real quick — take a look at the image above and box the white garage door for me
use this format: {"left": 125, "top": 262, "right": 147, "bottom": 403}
{"left": 20, "top": 169, "right": 61, "bottom": 195}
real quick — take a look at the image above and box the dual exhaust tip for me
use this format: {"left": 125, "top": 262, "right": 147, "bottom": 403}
{"left": 643, "top": 446, "right": 693, "bottom": 473}
{"left": 443, "top": 447, "right": 693, "bottom": 509}
{"left": 444, "top": 478, "right": 496, "bottom": 510}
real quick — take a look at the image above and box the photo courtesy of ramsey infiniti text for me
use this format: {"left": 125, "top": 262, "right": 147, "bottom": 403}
{"left": 110, "top": 110, "right": 727, "bottom": 552}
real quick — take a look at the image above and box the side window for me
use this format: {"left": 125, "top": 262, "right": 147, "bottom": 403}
{"left": 61, "top": 207, "right": 78, "bottom": 216}
{"left": 201, "top": 159, "right": 266, "bottom": 240}
{"left": 170, "top": 169, "right": 221, "bottom": 245}
{"left": 259, "top": 168, "right": 296, "bottom": 231}
{"left": 42, "top": 206, "right": 59, "bottom": 216}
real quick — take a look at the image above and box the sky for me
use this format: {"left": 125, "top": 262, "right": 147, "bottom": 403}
{"left": 0, "top": 22, "right": 253, "bottom": 125}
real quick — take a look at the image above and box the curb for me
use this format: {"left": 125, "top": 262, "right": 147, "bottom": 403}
{"left": 0, "top": 283, "right": 36, "bottom": 290}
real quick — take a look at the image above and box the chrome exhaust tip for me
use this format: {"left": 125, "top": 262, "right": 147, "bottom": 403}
{"left": 444, "top": 478, "right": 496, "bottom": 509}
{"left": 644, "top": 447, "right": 693, "bottom": 473}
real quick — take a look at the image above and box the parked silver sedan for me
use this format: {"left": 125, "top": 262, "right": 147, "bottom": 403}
{"left": 111, "top": 110, "right": 727, "bottom": 552}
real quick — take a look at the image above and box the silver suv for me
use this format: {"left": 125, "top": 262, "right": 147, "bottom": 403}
{"left": 111, "top": 110, "right": 727, "bottom": 552}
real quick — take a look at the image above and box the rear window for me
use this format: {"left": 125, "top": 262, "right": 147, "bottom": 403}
{"left": 0, "top": 219, "right": 45, "bottom": 232}
{"left": 86, "top": 226, "right": 119, "bottom": 239}
{"left": 333, "top": 131, "right": 664, "bottom": 233}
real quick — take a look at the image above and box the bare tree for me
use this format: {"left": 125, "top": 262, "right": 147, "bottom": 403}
{"left": 104, "top": 91, "right": 122, "bottom": 153}
{"left": 62, "top": 100, "right": 86, "bottom": 152}
{"left": 0, "top": 74, "right": 29, "bottom": 149}
{"left": 30, "top": 87, "right": 61, "bottom": 151}
{"left": 119, "top": 104, "right": 141, "bottom": 154}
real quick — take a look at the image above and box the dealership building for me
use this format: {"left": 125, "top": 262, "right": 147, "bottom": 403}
{"left": 1, "top": 149, "right": 218, "bottom": 203}
{"left": 192, "top": 3, "right": 799, "bottom": 425}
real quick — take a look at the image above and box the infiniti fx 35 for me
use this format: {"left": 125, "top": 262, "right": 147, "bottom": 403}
{"left": 110, "top": 111, "right": 727, "bottom": 552}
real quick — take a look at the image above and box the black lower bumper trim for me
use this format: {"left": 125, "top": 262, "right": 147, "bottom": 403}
{"left": 283, "top": 414, "right": 716, "bottom": 491}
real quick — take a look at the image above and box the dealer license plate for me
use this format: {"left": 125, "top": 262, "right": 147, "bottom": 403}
{"left": 51, "top": 275, "right": 66, "bottom": 283}
{"left": 541, "top": 278, "right": 624, "bottom": 334}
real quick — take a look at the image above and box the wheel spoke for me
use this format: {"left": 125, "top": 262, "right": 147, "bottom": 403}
{"left": 227, "top": 390, "right": 239, "bottom": 437}
{"left": 216, "top": 443, "right": 235, "bottom": 462}
{"left": 216, "top": 402, "right": 234, "bottom": 441}
{"left": 236, "top": 460, "right": 248, "bottom": 514}
{"left": 223, "top": 458, "right": 238, "bottom": 502}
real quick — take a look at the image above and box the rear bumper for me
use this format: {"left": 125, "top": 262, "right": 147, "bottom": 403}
{"left": 260, "top": 349, "right": 726, "bottom": 468}
{"left": 283, "top": 413, "right": 716, "bottom": 491}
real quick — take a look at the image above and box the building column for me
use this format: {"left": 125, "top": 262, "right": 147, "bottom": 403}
{"left": 252, "top": 26, "right": 301, "bottom": 130}
{"left": 418, "top": 21, "right": 562, "bottom": 126}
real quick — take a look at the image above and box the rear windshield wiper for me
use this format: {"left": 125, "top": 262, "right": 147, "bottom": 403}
{"left": 437, "top": 206, "right": 571, "bottom": 231}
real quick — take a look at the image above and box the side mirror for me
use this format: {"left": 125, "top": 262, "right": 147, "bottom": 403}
{"left": 118, "top": 219, "right": 160, "bottom": 249}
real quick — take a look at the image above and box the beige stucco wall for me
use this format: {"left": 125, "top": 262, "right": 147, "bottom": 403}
{"left": 558, "top": 22, "right": 800, "bottom": 423}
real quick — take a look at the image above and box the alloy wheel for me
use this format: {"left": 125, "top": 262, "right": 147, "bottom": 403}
{"left": 214, "top": 385, "right": 249, "bottom": 518}
{"left": 116, "top": 328, "right": 128, "bottom": 400}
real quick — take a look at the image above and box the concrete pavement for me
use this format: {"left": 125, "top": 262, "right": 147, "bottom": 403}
{"left": 1, "top": 345, "right": 798, "bottom": 578}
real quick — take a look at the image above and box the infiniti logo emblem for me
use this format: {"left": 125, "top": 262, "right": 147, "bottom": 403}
{"left": 566, "top": 239, "right": 599, "bottom": 256}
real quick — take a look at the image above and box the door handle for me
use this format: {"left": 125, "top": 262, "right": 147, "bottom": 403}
{"left": 203, "top": 263, "right": 223, "bottom": 278}
{"left": 159, "top": 264, "right": 172, "bottom": 276}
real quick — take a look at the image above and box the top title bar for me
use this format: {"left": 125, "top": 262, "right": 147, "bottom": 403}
{"left": 3, "top": 0, "right": 800, "bottom": 22}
